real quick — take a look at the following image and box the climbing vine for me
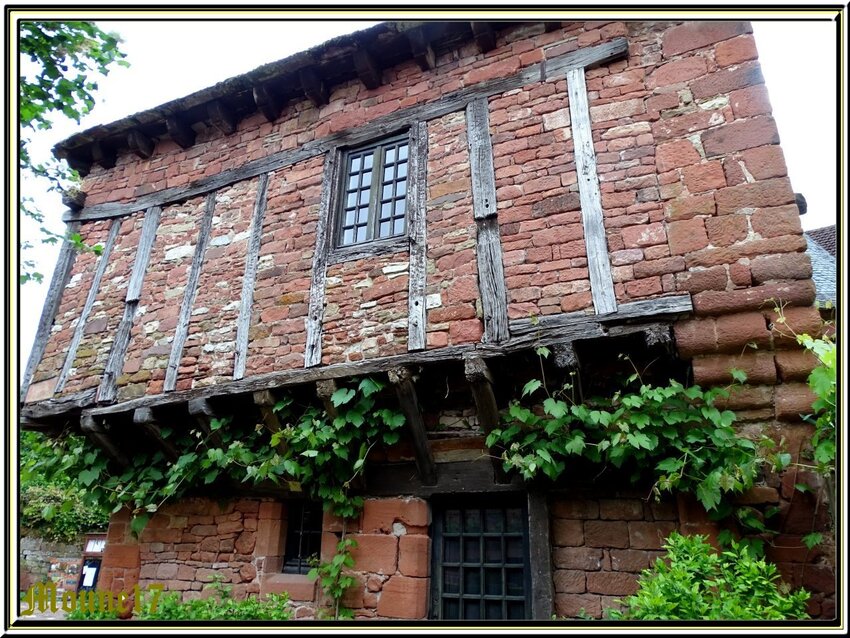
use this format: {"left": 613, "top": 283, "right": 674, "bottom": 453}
{"left": 486, "top": 348, "right": 789, "bottom": 519}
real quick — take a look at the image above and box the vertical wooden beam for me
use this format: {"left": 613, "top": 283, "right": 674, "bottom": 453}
{"left": 464, "top": 356, "right": 511, "bottom": 483}
{"left": 80, "top": 414, "right": 129, "bottom": 467}
{"left": 164, "top": 192, "right": 216, "bottom": 392}
{"left": 133, "top": 408, "right": 179, "bottom": 462}
{"left": 566, "top": 67, "right": 618, "bottom": 315}
{"left": 252, "top": 83, "right": 282, "bottom": 122}
{"left": 407, "top": 29, "right": 436, "bottom": 71}
{"left": 97, "top": 206, "right": 161, "bottom": 404}
{"left": 466, "top": 98, "right": 509, "bottom": 343}
{"left": 300, "top": 67, "right": 328, "bottom": 108}
{"left": 316, "top": 379, "right": 339, "bottom": 418}
{"left": 166, "top": 115, "right": 196, "bottom": 149}
{"left": 20, "top": 221, "right": 80, "bottom": 403}
{"left": 207, "top": 100, "right": 237, "bottom": 135}
{"left": 187, "top": 397, "right": 224, "bottom": 447}
{"left": 305, "top": 150, "right": 339, "bottom": 367}
{"left": 353, "top": 48, "right": 382, "bottom": 90}
{"left": 528, "top": 491, "right": 555, "bottom": 619}
{"left": 90, "top": 142, "right": 116, "bottom": 169}
{"left": 55, "top": 218, "right": 121, "bottom": 393}
{"left": 233, "top": 172, "right": 270, "bottom": 380}
{"left": 407, "top": 121, "right": 428, "bottom": 352}
{"left": 470, "top": 22, "right": 497, "bottom": 53}
{"left": 388, "top": 367, "right": 437, "bottom": 485}
{"left": 253, "top": 390, "right": 287, "bottom": 453}
{"left": 127, "top": 129, "right": 155, "bottom": 159}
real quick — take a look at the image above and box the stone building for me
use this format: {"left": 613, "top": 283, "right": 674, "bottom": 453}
{"left": 20, "top": 20, "right": 833, "bottom": 620}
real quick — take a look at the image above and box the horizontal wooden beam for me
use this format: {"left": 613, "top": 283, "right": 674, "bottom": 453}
{"left": 64, "top": 38, "right": 629, "bottom": 223}
{"left": 24, "top": 295, "right": 693, "bottom": 422}
{"left": 364, "top": 460, "right": 523, "bottom": 498}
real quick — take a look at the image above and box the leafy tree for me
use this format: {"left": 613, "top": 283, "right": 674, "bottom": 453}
{"left": 19, "top": 21, "right": 128, "bottom": 283}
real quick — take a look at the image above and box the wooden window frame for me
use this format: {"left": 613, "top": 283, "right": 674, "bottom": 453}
{"left": 327, "top": 130, "right": 415, "bottom": 264}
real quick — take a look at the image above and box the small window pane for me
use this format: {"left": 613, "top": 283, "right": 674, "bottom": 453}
{"left": 356, "top": 226, "right": 368, "bottom": 243}
{"left": 359, "top": 190, "right": 370, "bottom": 205}
{"left": 485, "top": 509, "right": 504, "bottom": 533}
{"left": 463, "top": 538, "right": 480, "bottom": 563}
{"left": 484, "top": 538, "right": 501, "bottom": 563}
{"left": 443, "top": 599, "right": 460, "bottom": 619}
{"left": 350, "top": 156, "right": 361, "bottom": 172}
{"left": 463, "top": 600, "right": 481, "bottom": 620}
{"left": 344, "top": 210, "right": 356, "bottom": 226}
{"left": 382, "top": 184, "right": 394, "bottom": 200}
{"left": 464, "top": 569, "right": 481, "bottom": 595}
{"left": 398, "top": 144, "right": 409, "bottom": 160}
{"left": 380, "top": 202, "right": 392, "bottom": 220}
{"left": 348, "top": 174, "right": 360, "bottom": 189}
{"left": 506, "top": 509, "right": 523, "bottom": 533}
{"left": 484, "top": 568, "right": 502, "bottom": 595}
{"left": 379, "top": 221, "right": 391, "bottom": 238}
{"left": 464, "top": 510, "right": 481, "bottom": 533}
{"left": 346, "top": 192, "right": 357, "bottom": 207}
{"left": 384, "top": 165, "right": 395, "bottom": 182}
{"left": 361, "top": 170, "right": 372, "bottom": 187}
{"left": 357, "top": 207, "right": 369, "bottom": 224}
{"left": 394, "top": 199, "right": 406, "bottom": 218}
{"left": 282, "top": 501, "right": 323, "bottom": 575}
{"left": 363, "top": 153, "right": 373, "bottom": 169}
{"left": 506, "top": 569, "right": 524, "bottom": 596}
{"left": 342, "top": 228, "right": 354, "bottom": 245}
{"left": 393, "top": 217, "right": 405, "bottom": 236}
{"left": 385, "top": 147, "right": 396, "bottom": 163}
{"left": 397, "top": 161, "right": 408, "bottom": 179}
{"left": 444, "top": 538, "right": 460, "bottom": 563}
{"left": 445, "top": 510, "right": 461, "bottom": 533}
{"left": 485, "top": 600, "right": 502, "bottom": 619}
{"left": 506, "top": 537, "right": 523, "bottom": 564}
{"left": 397, "top": 179, "right": 407, "bottom": 197}
{"left": 443, "top": 567, "right": 460, "bottom": 594}
{"left": 507, "top": 601, "right": 525, "bottom": 620}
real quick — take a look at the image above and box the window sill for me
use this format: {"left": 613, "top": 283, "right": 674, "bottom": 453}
{"left": 327, "top": 236, "right": 409, "bottom": 265}
{"left": 259, "top": 572, "right": 317, "bottom": 602}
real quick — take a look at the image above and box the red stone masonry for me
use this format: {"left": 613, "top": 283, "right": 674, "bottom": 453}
{"left": 117, "top": 197, "right": 206, "bottom": 399}
{"left": 246, "top": 157, "right": 323, "bottom": 376}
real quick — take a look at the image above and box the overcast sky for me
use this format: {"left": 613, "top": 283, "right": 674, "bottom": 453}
{"left": 17, "top": 18, "right": 841, "bottom": 370}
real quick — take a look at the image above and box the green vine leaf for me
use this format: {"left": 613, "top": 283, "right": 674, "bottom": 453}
{"left": 331, "top": 388, "right": 356, "bottom": 407}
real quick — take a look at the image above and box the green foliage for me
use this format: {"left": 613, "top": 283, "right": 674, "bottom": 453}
{"left": 488, "top": 369, "right": 786, "bottom": 513}
{"left": 65, "top": 602, "right": 120, "bottom": 620}
{"left": 797, "top": 332, "right": 836, "bottom": 473}
{"left": 135, "top": 578, "right": 292, "bottom": 621}
{"left": 308, "top": 537, "right": 358, "bottom": 620}
{"left": 19, "top": 21, "right": 128, "bottom": 284}
{"left": 23, "top": 378, "right": 403, "bottom": 535}
{"left": 19, "top": 431, "right": 110, "bottom": 542}
{"left": 608, "top": 532, "right": 809, "bottom": 620}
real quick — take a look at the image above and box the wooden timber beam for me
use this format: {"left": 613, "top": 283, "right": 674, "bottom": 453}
{"left": 252, "top": 83, "right": 282, "bottom": 122}
{"left": 299, "top": 67, "right": 328, "bottom": 108}
{"left": 166, "top": 114, "right": 196, "bottom": 149}
{"left": 80, "top": 414, "right": 129, "bottom": 467}
{"left": 31, "top": 296, "right": 692, "bottom": 422}
{"left": 187, "top": 398, "right": 224, "bottom": 447}
{"left": 127, "top": 129, "right": 155, "bottom": 159}
{"left": 470, "top": 22, "right": 497, "bottom": 53}
{"left": 133, "top": 408, "right": 180, "bottom": 462}
{"left": 19, "top": 416, "right": 63, "bottom": 436}
{"left": 66, "top": 38, "right": 630, "bottom": 224}
{"left": 315, "top": 379, "right": 338, "bottom": 418}
{"left": 407, "top": 28, "right": 436, "bottom": 71}
{"left": 388, "top": 367, "right": 437, "bottom": 485}
{"left": 61, "top": 189, "right": 86, "bottom": 212}
{"left": 353, "top": 48, "right": 382, "bottom": 90}
{"left": 208, "top": 99, "right": 237, "bottom": 136}
{"left": 253, "top": 390, "right": 287, "bottom": 454}
{"left": 90, "top": 142, "right": 116, "bottom": 169}
{"left": 528, "top": 491, "right": 555, "bottom": 619}
{"left": 464, "top": 356, "right": 510, "bottom": 483}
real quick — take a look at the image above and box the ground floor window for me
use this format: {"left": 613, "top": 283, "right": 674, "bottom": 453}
{"left": 430, "top": 496, "right": 531, "bottom": 620}
{"left": 282, "top": 500, "right": 323, "bottom": 575}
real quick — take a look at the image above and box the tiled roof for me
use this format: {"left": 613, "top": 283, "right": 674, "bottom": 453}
{"left": 806, "top": 225, "right": 836, "bottom": 256}
{"left": 804, "top": 235, "right": 836, "bottom": 305}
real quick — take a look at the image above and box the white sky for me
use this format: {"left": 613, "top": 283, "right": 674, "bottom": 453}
{"left": 16, "top": 18, "right": 842, "bottom": 371}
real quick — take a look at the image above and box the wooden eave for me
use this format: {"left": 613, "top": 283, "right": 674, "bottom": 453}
{"left": 52, "top": 20, "right": 526, "bottom": 175}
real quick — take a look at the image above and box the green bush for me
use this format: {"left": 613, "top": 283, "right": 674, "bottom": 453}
{"left": 135, "top": 580, "right": 292, "bottom": 621}
{"left": 20, "top": 482, "right": 109, "bottom": 543}
{"left": 608, "top": 532, "right": 810, "bottom": 620}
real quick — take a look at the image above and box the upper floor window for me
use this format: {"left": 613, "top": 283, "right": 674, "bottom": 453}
{"left": 336, "top": 134, "right": 409, "bottom": 248}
